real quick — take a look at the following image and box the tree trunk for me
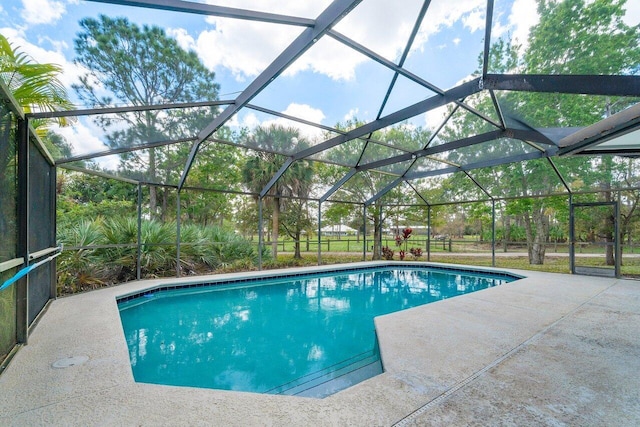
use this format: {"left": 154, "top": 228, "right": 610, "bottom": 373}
{"left": 529, "top": 206, "right": 549, "bottom": 265}
{"left": 149, "top": 186, "right": 157, "bottom": 219}
{"left": 372, "top": 206, "right": 382, "bottom": 260}
{"left": 160, "top": 186, "right": 168, "bottom": 222}
{"left": 530, "top": 216, "right": 548, "bottom": 265}
{"left": 373, "top": 224, "right": 381, "bottom": 259}
{"left": 603, "top": 185, "right": 615, "bottom": 266}
{"left": 523, "top": 213, "right": 534, "bottom": 262}
{"left": 605, "top": 223, "right": 615, "bottom": 265}
{"left": 294, "top": 231, "right": 301, "bottom": 259}
{"left": 503, "top": 215, "right": 511, "bottom": 252}
{"left": 272, "top": 197, "right": 279, "bottom": 259}
{"left": 147, "top": 147, "right": 158, "bottom": 218}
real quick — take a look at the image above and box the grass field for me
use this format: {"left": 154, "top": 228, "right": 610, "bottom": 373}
{"left": 266, "top": 251, "right": 640, "bottom": 278}
{"left": 271, "top": 236, "right": 640, "bottom": 256}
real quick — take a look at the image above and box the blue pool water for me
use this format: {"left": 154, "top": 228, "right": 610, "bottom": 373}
{"left": 117, "top": 266, "right": 518, "bottom": 397}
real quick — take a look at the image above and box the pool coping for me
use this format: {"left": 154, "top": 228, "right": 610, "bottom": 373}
{"left": 1, "top": 262, "right": 638, "bottom": 426}
{"left": 115, "top": 262, "right": 523, "bottom": 303}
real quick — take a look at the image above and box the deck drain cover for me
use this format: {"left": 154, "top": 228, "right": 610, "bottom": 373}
{"left": 52, "top": 355, "right": 89, "bottom": 369}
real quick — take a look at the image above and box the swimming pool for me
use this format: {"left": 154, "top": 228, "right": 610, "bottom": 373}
{"left": 117, "top": 264, "right": 520, "bottom": 397}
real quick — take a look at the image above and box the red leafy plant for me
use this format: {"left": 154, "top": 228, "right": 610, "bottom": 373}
{"left": 381, "top": 246, "right": 394, "bottom": 260}
{"left": 395, "top": 227, "right": 412, "bottom": 247}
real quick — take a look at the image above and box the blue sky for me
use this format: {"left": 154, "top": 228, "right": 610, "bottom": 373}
{"left": 1, "top": 0, "right": 638, "bottom": 163}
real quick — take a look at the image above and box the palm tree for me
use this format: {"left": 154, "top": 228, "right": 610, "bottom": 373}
{"left": 241, "top": 125, "right": 314, "bottom": 259}
{"left": 0, "top": 33, "right": 74, "bottom": 130}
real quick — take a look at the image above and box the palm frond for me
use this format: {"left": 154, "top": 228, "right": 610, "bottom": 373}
{"left": 0, "top": 33, "right": 74, "bottom": 127}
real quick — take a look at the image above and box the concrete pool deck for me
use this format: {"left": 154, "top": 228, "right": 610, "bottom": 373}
{"left": 1, "top": 262, "right": 639, "bottom": 426}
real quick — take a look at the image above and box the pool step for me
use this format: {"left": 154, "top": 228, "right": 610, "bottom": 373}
{"left": 293, "top": 357, "right": 383, "bottom": 398}
{"left": 268, "top": 352, "right": 383, "bottom": 398}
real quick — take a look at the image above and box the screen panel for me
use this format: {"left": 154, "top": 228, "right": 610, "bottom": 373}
{"left": 28, "top": 138, "right": 56, "bottom": 324}
{"left": 0, "top": 101, "right": 18, "bottom": 359}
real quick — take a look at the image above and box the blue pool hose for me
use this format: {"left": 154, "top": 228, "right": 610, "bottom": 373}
{"left": 0, "top": 247, "right": 62, "bottom": 292}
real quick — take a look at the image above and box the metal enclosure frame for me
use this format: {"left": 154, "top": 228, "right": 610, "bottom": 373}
{"left": 0, "top": 1, "right": 638, "bottom": 354}
{"left": 0, "top": 81, "right": 57, "bottom": 352}
{"left": 7, "top": 1, "right": 640, "bottom": 380}
{"left": 570, "top": 201, "right": 621, "bottom": 278}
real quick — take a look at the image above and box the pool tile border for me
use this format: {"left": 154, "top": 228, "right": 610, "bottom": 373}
{"left": 115, "top": 263, "right": 524, "bottom": 305}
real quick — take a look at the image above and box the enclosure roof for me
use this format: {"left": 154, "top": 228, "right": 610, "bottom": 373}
{"left": 558, "top": 103, "right": 640, "bottom": 157}
{"left": 19, "top": 0, "right": 640, "bottom": 204}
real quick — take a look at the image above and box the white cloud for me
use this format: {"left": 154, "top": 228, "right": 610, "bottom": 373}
{"left": 351, "top": 0, "right": 484, "bottom": 68}
{"left": 332, "top": 0, "right": 419, "bottom": 61}
{"left": 462, "top": 9, "right": 486, "bottom": 33}
{"left": 344, "top": 108, "right": 359, "bottom": 122}
{"left": 54, "top": 119, "right": 110, "bottom": 157}
{"left": 191, "top": 0, "right": 330, "bottom": 80}
{"left": 282, "top": 103, "right": 325, "bottom": 124}
{"left": 490, "top": 19, "right": 510, "bottom": 40}
{"left": 229, "top": 111, "right": 261, "bottom": 130}
{"left": 260, "top": 103, "right": 326, "bottom": 141}
{"left": 190, "top": 0, "right": 487, "bottom": 82}
{"left": 194, "top": 20, "right": 302, "bottom": 80}
{"left": 40, "top": 36, "right": 68, "bottom": 52}
{"left": 453, "top": 37, "right": 461, "bottom": 46}
{"left": 623, "top": 1, "right": 640, "bottom": 27}
{"left": 413, "top": 0, "right": 485, "bottom": 47}
{"left": 424, "top": 104, "right": 449, "bottom": 131}
{"left": 0, "top": 27, "right": 85, "bottom": 92}
{"left": 166, "top": 28, "right": 197, "bottom": 52}
{"left": 508, "top": 0, "right": 539, "bottom": 51}
{"left": 228, "top": 103, "right": 326, "bottom": 141}
{"left": 283, "top": 36, "right": 363, "bottom": 81}
{"left": 331, "top": 0, "right": 486, "bottom": 68}
{"left": 20, "top": 0, "right": 66, "bottom": 25}
{"left": 205, "top": 0, "right": 328, "bottom": 19}
{"left": 225, "top": 113, "right": 240, "bottom": 129}
{"left": 54, "top": 118, "right": 133, "bottom": 174}
{"left": 0, "top": 26, "right": 26, "bottom": 42}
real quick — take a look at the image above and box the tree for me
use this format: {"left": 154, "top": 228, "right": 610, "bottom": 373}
{"left": 57, "top": 170, "right": 138, "bottom": 228}
{"left": 179, "top": 127, "right": 245, "bottom": 226}
{"left": 526, "top": 0, "right": 639, "bottom": 76}
{"left": 440, "top": 0, "right": 639, "bottom": 265}
{"left": 0, "top": 33, "right": 74, "bottom": 130}
{"left": 279, "top": 153, "right": 314, "bottom": 259}
{"left": 240, "top": 125, "right": 314, "bottom": 259}
{"left": 73, "top": 16, "right": 220, "bottom": 219}
{"left": 281, "top": 198, "right": 313, "bottom": 259}
{"left": 521, "top": 0, "right": 640, "bottom": 264}
{"left": 323, "top": 202, "right": 355, "bottom": 240}
{"left": 318, "top": 120, "right": 431, "bottom": 259}
{"left": 234, "top": 195, "right": 260, "bottom": 240}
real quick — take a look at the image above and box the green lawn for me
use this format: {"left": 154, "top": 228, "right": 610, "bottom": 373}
{"left": 264, "top": 251, "right": 640, "bottom": 278}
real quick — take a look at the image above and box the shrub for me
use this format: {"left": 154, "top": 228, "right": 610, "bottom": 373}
{"left": 57, "top": 219, "right": 107, "bottom": 293}
{"left": 57, "top": 218, "right": 270, "bottom": 294}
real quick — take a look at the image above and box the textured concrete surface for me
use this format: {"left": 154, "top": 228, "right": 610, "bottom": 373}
{"left": 0, "top": 262, "right": 638, "bottom": 426}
